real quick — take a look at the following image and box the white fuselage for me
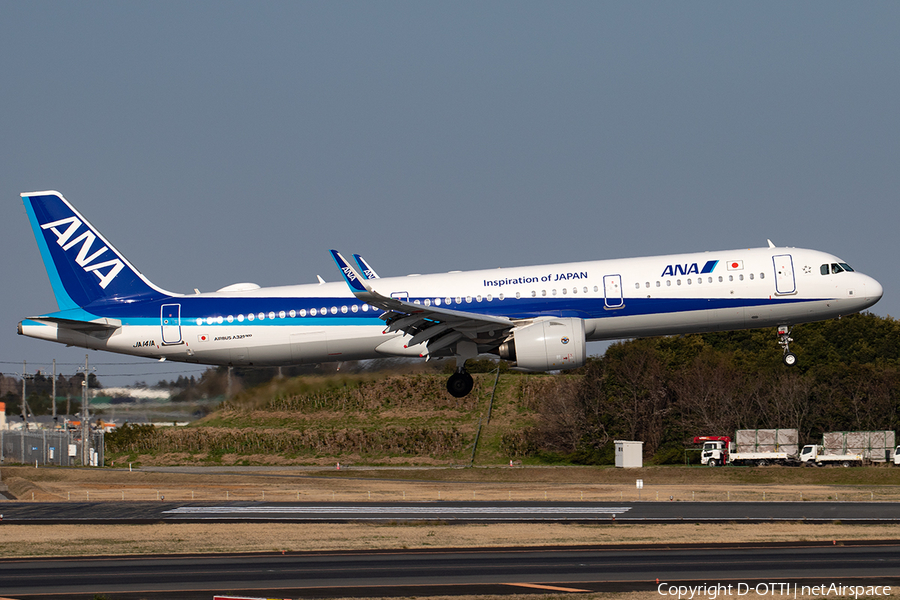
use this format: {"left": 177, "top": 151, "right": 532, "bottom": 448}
{"left": 20, "top": 245, "right": 883, "bottom": 367}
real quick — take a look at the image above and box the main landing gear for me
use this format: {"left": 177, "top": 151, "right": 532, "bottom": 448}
{"left": 447, "top": 369, "right": 474, "bottom": 398}
{"left": 777, "top": 325, "right": 797, "bottom": 366}
{"left": 447, "top": 340, "right": 478, "bottom": 398}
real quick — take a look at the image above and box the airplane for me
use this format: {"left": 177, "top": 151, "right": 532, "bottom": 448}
{"left": 18, "top": 191, "right": 883, "bottom": 398}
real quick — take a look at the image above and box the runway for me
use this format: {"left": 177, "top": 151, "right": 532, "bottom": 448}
{"left": 2, "top": 542, "right": 899, "bottom": 599}
{"left": 4, "top": 499, "right": 900, "bottom": 523}
{"left": 3, "top": 500, "right": 900, "bottom": 598}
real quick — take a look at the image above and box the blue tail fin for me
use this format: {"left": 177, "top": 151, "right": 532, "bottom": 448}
{"left": 21, "top": 191, "right": 170, "bottom": 310}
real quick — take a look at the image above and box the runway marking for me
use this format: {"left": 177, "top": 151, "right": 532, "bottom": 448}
{"left": 506, "top": 583, "right": 593, "bottom": 592}
{"left": 163, "top": 506, "right": 632, "bottom": 517}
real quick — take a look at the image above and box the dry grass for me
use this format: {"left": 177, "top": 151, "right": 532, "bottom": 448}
{"left": 6, "top": 464, "right": 900, "bottom": 503}
{"left": 2, "top": 521, "right": 900, "bottom": 558}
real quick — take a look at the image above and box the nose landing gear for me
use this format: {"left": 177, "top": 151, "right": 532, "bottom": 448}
{"left": 778, "top": 325, "right": 797, "bottom": 366}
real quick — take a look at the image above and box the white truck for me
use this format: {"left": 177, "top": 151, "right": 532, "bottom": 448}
{"left": 893, "top": 445, "right": 900, "bottom": 466}
{"left": 799, "top": 444, "right": 864, "bottom": 467}
{"left": 694, "top": 434, "right": 799, "bottom": 466}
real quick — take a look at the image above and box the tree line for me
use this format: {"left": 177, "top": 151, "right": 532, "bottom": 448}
{"left": 504, "top": 313, "right": 900, "bottom": 463}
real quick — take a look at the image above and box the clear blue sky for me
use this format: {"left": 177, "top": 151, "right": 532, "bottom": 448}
{"left": 2, "top": 2, "right": 898, "bottom": 386}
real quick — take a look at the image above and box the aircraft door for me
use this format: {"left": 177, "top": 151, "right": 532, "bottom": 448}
{"left": 603, "top": 274, "right": 624, "bottom": 309}
{"left": 161, "top": 304, "right": 182, "bottom": 345}
{"left": 773, "top": 254, "right": 797, "bottom": 295}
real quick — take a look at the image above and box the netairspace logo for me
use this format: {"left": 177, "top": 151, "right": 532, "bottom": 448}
{"left": 656, "top": 582, "right": 892, "bottom": 599}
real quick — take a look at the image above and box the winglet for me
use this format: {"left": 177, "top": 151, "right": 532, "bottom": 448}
{"left": 353, "top": 254, "right": 380, "bottom": 279}
{"left": 329, "top": 250, "right": 370, "bottom": 294}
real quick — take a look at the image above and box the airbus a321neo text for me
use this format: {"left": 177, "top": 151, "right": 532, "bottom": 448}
{"left": 18, "top": 191, "right": 883, "bottom": 397}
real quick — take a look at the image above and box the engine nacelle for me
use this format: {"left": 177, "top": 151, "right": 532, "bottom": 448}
{"left": 498, "top": 318, "right": 586, "bottom": 372}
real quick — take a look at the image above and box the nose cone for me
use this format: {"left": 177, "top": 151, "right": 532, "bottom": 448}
{"left": 857, "top": 273, "right": 883, "bottom": 310}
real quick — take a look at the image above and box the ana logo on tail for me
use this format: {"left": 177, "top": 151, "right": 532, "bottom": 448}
{"left": 40, "top": 216, "right": 125, "bottom": 289}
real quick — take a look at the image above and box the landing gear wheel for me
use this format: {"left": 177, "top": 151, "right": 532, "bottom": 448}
{"left": 447, "top": 370, "right": 474, "bottom": 398}
{"left": 782, "top": 352, "right": 798, "bottom": 367}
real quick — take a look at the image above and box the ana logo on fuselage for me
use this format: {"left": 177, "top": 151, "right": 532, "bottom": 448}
{"left": 660, "top": 260, "right": 719, "bottom": 278}
{"left": 41, "top": 216, "right": 125, "bottom": 289}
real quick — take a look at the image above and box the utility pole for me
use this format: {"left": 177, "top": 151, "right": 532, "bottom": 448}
{"left": 21, "top": 361, "right": 27, "bottom": 430}
{"left": 21, "top": 360, "right": 26, "bottom": 465}
{"left": 19, "top": 362, "right": 35, "bottom": 465}
{"left": 51, "top": 359, "right": 57, "bottom": 419}
{"left": 77, "top": 354, "right": 95, "bottom": 467}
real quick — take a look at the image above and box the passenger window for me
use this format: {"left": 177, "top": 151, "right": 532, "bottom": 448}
{"left": 749, "top": 273, "right": 754, "bottom": 280}
{"left": 759, "top": 273, "right": 765, "bottom": 279}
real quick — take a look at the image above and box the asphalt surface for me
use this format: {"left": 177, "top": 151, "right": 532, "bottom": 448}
{"left": 3, "top": 500, "right": 900, "bottom": 598}
{"left": 3, "top": 500, "right": 900, "bottom": 523}
{"left": 2, "top": 542, "right": 899, "bottom": 599}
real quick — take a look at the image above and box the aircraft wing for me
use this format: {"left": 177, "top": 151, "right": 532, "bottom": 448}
{"left": 330, "top": 250, "right": 514, "bottom": 355}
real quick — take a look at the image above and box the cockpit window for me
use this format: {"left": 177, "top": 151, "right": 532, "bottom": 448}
{"left": 822, "top": 262, "right": 855, "bottom": 275}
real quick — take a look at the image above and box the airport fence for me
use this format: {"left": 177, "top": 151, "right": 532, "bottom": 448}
{"left": 0, "top": 429, "right": 105, "bottom": 466}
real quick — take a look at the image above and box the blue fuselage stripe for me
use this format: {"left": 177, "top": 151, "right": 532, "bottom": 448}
{"left": 43, "top": 294, "right": 815, "bottom": 328}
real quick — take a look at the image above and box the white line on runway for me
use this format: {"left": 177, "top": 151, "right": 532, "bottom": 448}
{"left": 164, "top": 506, "right": 632, "bottom": 515}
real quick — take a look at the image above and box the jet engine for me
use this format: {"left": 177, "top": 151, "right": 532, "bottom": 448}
{"left": 498, "top": 318, "right": 586, "bottom": 372}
